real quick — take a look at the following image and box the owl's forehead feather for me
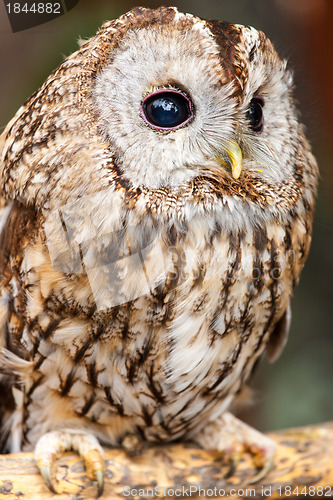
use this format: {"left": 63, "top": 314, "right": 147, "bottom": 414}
{"left": 90, "top": 6, "right": 281, "bottom": 93}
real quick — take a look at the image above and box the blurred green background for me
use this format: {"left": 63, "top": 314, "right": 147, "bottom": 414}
{"left": 0, "top": 0, "right": 332, "bottom": 432}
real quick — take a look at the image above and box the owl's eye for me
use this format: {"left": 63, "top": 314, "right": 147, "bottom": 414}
{"left": 141, "top": 90, "right": 193, "bottom": 131}
{"left": 247, "top": 97, "right": 265, "bottom": 133}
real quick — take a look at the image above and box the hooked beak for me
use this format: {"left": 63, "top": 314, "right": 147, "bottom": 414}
{"left": 216, "top": 140, "right": 243, "bottom": 180}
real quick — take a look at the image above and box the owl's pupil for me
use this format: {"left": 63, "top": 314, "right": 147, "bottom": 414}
{"left": 247, "top": 97, "right": 265, "bottom": 133}
{"left": 141, "top": 90, "right": 193, "bottom": 130}
{"left": 150, "top": 98, "right": 180, "bottom": 127}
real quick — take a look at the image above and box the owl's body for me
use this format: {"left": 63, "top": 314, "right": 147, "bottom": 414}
{"left": 0, "top": 6, "right": 317, "bottom": 491}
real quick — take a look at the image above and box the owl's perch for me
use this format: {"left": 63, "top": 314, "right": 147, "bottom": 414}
{"left": 0, "top": 422, "right": 332, "bottom": 499}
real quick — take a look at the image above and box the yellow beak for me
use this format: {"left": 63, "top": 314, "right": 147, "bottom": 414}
{"left": 217, "top": 140, "right": 243, "bottom": 180}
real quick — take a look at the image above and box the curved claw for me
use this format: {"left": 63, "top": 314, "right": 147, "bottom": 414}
{"left": 95, "top": 469, "right": 104, "bottom": 498}
{"left": 82, "top": 447, "right": 105, "bottom": 497}
{"left": 248, "top": 457, "right": 274, "bottom": 484}
{"left": 223, "top": 459, "right": 237, "bottom": 480}
{"left": 35, "top": 431, "right": 71, "bottom": 494}
{"left": 38, "top": 465, "right": 57, "bottom": 494}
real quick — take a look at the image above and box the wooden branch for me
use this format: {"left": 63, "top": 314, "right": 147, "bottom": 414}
{"left": 0, "top": 422, "right": 332, "bottom": 499}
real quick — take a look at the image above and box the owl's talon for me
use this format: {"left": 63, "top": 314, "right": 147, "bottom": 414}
{"left": 223, "top": 459, "right": 237, "bottom": 479}
{"left": 221, "top": 443, "right": 243, "bottom": 479}
{"left": 35, "top": 431, "right": 105, "bottom": 496}
{"left": 82, "top": 448, "right": 105, "bottom": 496}
{"left": 39, "top": 465, "right": 57, "bottom": 494}
{"left": 248, "top": 457, "right": 274, "bottom": 484}
{"left": 95, "top": 469, "right": 104, "bottom": 498}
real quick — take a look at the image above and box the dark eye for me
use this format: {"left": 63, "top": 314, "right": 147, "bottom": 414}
{"left": 141, "top": 90, "right": 193, "bottom": 131}
{"left": 247, "top": 96, "right": 265, "bottom": 133}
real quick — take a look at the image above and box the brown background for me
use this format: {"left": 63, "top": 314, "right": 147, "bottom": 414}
{"left": 0, "top": 0, "right": 332, "bottom": 432}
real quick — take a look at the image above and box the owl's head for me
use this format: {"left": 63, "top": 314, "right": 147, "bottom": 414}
{"left": 92, "top": 7, "right": 297, "bottom": 189}
{"left": 0, "top": 7, "right": 317, "bottom": 220}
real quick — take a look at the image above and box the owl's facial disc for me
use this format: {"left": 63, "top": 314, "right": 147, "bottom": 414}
{"left": 93, "top": 14, "right": 296, "bottom": 189}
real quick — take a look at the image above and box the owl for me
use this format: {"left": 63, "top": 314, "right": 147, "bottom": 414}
{"left": 0, "top": 6, "right": 318, "bottom": 496}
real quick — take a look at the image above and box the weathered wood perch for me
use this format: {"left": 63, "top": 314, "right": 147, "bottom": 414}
{"left": 0, "top": 422, "right": 332, "bottom": 499}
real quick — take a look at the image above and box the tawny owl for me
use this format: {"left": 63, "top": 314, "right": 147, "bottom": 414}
{"left": 0, "top": 6, "right": 318, "bottom": 496}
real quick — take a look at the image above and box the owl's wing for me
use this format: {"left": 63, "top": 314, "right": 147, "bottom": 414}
{"left": 0, "top": 198, "right": 34, "bottom": 452}
{"left": 0, "top": 347, "right": 32, "bottom": 452}
{"left": 0, "top": 285, "right": 13, "bottom": 452}
{"left": 265, "top": 302, "right": 291, "bottom": 363}
{"left": 0, "top": 284, "right": 17, "bottom": 452}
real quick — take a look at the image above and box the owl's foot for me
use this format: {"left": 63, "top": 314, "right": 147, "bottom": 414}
{"left": 194, "top": 411, "right": 276, "bottom": 483}
{"left": 35, "top": 430, "right": 105, "bottom": 497}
